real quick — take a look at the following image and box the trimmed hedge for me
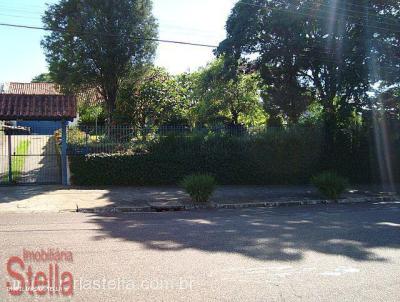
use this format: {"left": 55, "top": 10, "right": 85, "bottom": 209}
{"left": 70, "top": 124, "right": 400, "bottom": 186}
{"left": 70, "top": 128, "right": 324, "bottom": 186}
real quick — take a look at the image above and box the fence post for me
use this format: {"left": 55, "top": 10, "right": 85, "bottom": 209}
{"left": 61, "top": 120, "right": 68, "bottom": 186}
{"left": 85, "top": 130, "right": 89, "bottom": 153}
{"left": 7, "top": 134, "right": 12, "bottom": 183}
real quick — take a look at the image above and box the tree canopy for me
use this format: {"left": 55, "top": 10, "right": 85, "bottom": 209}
{"left": 116, "top": 67, "right": 189, "bottom": 130}
{"left": 42, "top": 0, "right": 158, "bottom": 123}
{"left": 217, "top": 0, "right": 400, "bottom": 126}
{"left": 31, "top": 73, "right": 54, "bottom": 83}
{"left": 216, "top": 0, "right": 400, "bottom": 161}
{"left": 189, "top": 58, "right": 265, "bottom": 127}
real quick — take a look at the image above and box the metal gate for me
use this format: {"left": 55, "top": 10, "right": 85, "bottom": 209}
{"left": 0, "top": 126, "right": 61, "bottom": 185}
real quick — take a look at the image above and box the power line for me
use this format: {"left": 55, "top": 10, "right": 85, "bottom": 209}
{"left": 1, "top": 1, "right": 398, "bottom": 38}
{"left": 236, "top": 0, "right": 398, "bottom": 22}
{"left": 235, "top": 0, "right": 400, "bottom": 34}
{"left": 0, "top": 13, "right": 222, "bottom": 39}
{"left": 313, "top": 0, "right": 386, "bottom": 11}
{"left": 1, "top": 0, "right": 399, "bottom": 35}
{"left": 0, "top": 22, "right": 218, "bottom": 48}
{"left": 306, "top": 0, "right": 398, "bottom": 27}
{"left": 2, "top": 0, "right": 397, "bottom": 31}
{"left": 0, "top": 1, "right": 397, "bottom": 24}
{"left": 0, "top": 21, "right": 398, "bottom": 74}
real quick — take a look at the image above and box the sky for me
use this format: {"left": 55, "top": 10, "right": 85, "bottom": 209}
{"left": 0, "top": 0, "right": 237, "bottom": 83}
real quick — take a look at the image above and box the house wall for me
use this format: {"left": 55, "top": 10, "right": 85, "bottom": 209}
{"left": 17, "top": 121, "right": 62, "bottom": 135}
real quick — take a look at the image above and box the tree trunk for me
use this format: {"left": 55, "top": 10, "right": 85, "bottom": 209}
{"left": 104, "top": 87, "right": 117, "bottom": 137}
{"left": 106, "top": 93, "right": 116, "bottom": 125}
{"left": 102, "top": 79, "right": 118, "bottom": 126}
{"left": 231, "top": 109, "right": 239, "bottom": 126}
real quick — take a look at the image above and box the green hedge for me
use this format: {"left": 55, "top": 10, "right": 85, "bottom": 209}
{"left": 69, "top": 123, "right": 400, "bottom": 186}
{"left": 70, "top": 128, "right": 324, "bottom": 186}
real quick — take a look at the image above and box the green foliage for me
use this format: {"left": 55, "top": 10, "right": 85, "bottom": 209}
{"left": 69, "top": 128, "right": 323, "bottom": 186}
{"left": 69, "top": 122, "right": 400, "bottom": 186}
{"left": 42, "top": 0, "right": 158, "bottom": 122}
{"left": 3, "top": 140, "right": 30, "bottom": 182}
{"left": 192, "top": 57, "right": 265, "bottom": 127}
{"left": 180, "top": 174, "right": 217, "bottom": 203}
{"left": 116, "top": 67, "right": 190, "bottom": 129}
{"left": 375, "top": 87, "right": 400, "bottom": 120}
{"left": 261, "top": 76, "right": 312, "bottom": 125}
{"left": 299, "top": 102, "right": 324, "bottom": 126}
{"left": 312, "top": 171, "right": 348, "bottom": 200}
{"left": 78, "top": 102, "right": 106, "bottom": 126}
{"left": 31, "top": 73, "right": 54, "bottom": 83}
{"left": 217, "top": 0, "right": 400, "bottom": 129}
{"left": 12, "top": 140, "right": 30, "bottom": 181}
{"left": 66, "top": 127, "right": 87, "bottom": 145}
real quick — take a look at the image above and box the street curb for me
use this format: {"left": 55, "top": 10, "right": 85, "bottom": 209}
{"left": 76, "top": 195, "right": 399, "bottom": 214}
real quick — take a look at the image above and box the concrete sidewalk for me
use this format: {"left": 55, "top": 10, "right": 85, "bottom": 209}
{"left": 0, "top": 185, "right": 397, "bottom": 213}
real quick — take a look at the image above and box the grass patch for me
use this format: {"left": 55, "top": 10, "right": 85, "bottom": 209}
{"left": 3, "top": 139, "right": 30, "bottom": 183}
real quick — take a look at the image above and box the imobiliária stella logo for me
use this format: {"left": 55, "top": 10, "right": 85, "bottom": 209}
{"left": 5, "top": 248, "right": 74, "bottom": 296}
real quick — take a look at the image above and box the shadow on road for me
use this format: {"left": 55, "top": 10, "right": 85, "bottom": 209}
{"left": 89, "top": 203, "right": 400, "bottom": 262}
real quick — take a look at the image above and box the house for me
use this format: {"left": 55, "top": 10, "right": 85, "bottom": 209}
{"left": 0, "top": 93, "right": 77, "bottom": 123}
{"left": 0, "top": 93, "right": 77, "bottom": 185}
{"left": 1, "top": 82, "right": 105, "bottom": 133}
{"left": 1, "top": 82, "right": 65, "bottom": 134}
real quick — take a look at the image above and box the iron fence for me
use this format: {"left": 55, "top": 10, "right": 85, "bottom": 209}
{"left": 66, "top": 124, "right": 322, "bottom": 155}
{"left": 0, "top": 125, "right": 61, "bottom": 184}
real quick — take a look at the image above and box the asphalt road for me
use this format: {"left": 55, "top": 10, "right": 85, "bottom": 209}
{"left": 0, "top": 202, "right": 399, "bottom": 301}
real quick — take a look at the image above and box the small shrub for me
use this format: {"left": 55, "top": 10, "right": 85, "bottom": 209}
{"left": 181, "top": 174, "right": 217, "bottom": 203}
{"left": 312, "top": 171, "right": 348, "bottom": 200}
{"left": 66, "top": 127, "right": 87, "bottom": 145}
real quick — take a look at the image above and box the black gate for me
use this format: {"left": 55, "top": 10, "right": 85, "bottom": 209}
{"left": 0, "top": 126, "right": 61, "bottom": 185}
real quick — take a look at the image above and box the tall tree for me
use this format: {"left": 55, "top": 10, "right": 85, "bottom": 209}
{"left": 217, "top": 0, "right": 400, "bottom": 150}
{"left": 261, "top": 69, "right": 312, "bottom": 126}
{"left": 116, "top": 67, "right": 189, "bottom": 130}
{"left": 193, "top": 58, "right": 264, "bottom": 127}
{"left": 42, "top": 0, "right": 158, "bottom": 124}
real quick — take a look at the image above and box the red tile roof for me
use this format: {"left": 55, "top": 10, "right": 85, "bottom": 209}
{"left": 4, "top": 82, "right": 104, "bottom": 106}
{"left": 4, "top": 82, "right": 62, "bottom": 95}
{"left": 0, "top": 94, "right": 77, "bottom": 121}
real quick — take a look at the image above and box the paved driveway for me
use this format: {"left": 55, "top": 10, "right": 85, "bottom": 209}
{"left": 0, "top": 202, "right": 399, "bottom": 301}
{"left": 0, "top": 135, "right": 60, "bottom": 184}
{"left": 19, "top": 135, "right": 60, "bottom": 183}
